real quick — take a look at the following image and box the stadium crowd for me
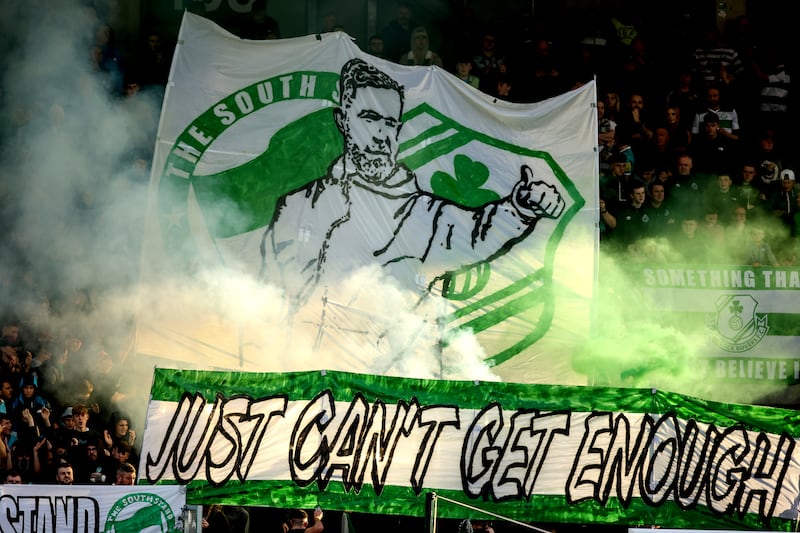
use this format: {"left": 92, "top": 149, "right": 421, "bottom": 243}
{"left": 0, "top": 1, "right": 793, "bottom": 486}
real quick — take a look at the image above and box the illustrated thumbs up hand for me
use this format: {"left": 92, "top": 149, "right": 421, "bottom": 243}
{"left": 511, "top": 164, "right": 565, "bottom": 220}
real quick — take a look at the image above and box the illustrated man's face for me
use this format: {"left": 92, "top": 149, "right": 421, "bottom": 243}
{"left": 337, "top": 86, "right": 402, "bottom": 181}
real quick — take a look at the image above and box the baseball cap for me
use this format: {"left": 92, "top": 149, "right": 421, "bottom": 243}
{"left": 781, "top": 169, "right": 795, "bottom": 181}
{"left": 61, "top": 407, "right": 73, "bottom": 420}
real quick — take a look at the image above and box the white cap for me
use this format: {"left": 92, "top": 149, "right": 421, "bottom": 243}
{"left": 781, "top": 169, "right": 795, "bottom": 181}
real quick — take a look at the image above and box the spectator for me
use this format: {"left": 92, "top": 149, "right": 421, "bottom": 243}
{"left": 366, "top": 34, "right": 387, "bottom": 60}
{"left": 521, "top": 37, "right": 564, "bottom": 102}
{"left": 665, "top": 67, "right": 699, "bottom": 128}
{"left": 65, "top": 404, "right": 102, "bottom": 462}
{"left": 726, "top": 205, "right": 751, "bottom": 262}
{"left": 285, "top": 508, "right": 324, "bottom": 533}
{"left": 597, "top": 97, "right": 617, "bottom": 173}
{"left": 473, "top": 29, "right": 506, "bottom": 94}
{"left": 75, "top": 436, "right": 109, "bottom": 484}
{"left": 51, "top": 407, "right": 75, "bottom": 449}
{"left": 613, "top": 180, "right": 651, "bottom": 249}
{"left": 103, "top": 412, "right": 137, "bottom": 457}
{"left": 599, "top": 197, "right": 616, "bottom": 243}
{"left": 0, "top": 413, "right": 15, "bottom": 476}
{"left": 644, "top": 181, "right": 675, "bottom": 237}
{"left": 603, "top": 90, "right": 621, "bottom": 124}
{"left": 54, "top": 461, "right": 74, "bottom": 485}
{"left": 380, "top": 1, "right": 416, "bottom": 63}
{"left": 702, "top": 209, "right": 728, "bottom": 263}
{"left": 691, "top": 84, "right": 742, "bottom": 142}
{"left": 690, "top": 111, "right": 737, "bottom": 176}
{"left": 663, "top": 105, "right": 692, "bottom": 156}
{"left": 491, "top": 72, "right": 515, "bottom": 102}
{"left": 705, "top": 173, "right": 739, "bottom": 225}
{"left": 137, "top": 30, "right": 170, "bottom": 88}
{"left": 399, "top": 27, "right": 443, "bottom": 67}
{"left": 756, "top": 43, "right": 790, "bottom": 137}
{"left": 767, "top": 169, "right": 798, "bottom": 240}
{"left": 748, "top": 127, "right": 786, "bottom": 194}
{"left": 601, "top": 151, "right": 635, "bottom": 214}
{"left": 736, "top": 160, "right": 767, "bottom": 221}
{"left": 10, "top": 374, "right": 51, "bottom": 437}
{"left": 745, "top": 226, "right": 779, "bottom": 267}
{"left": 691, "top": 26, "right": 743, "bottom": 90}
{"left": 671, "top": 216, "right": 706, "bottom": 263}
{"left": 616, "top": 91, "right": 655, "bottom": 156}
{"left": 0, "top": 379, "right": 14, "bottom": 414}
{"left": 103, "top": 439, "right": 136, "bottom": 478}
{"left": 669, "top": 153, "right": 706, "bottom": 222}
{"left": 453, "top": 55, "right": 480, "bottom": 88}
{"left": 113, "top": 461, "right": 136, "bottom": 485}
{"left": 614, "top": 36, "right": 660, "bottom": 101}
{"left": 4, "top": 468, "right": 23, "bottom": 484}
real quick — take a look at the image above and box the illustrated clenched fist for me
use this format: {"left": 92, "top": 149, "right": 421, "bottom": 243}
{"left": 511, "top": 164, "right": 565, "bottom": 220}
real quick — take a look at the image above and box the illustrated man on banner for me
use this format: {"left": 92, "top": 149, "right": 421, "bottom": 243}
{"left": 260, "top": 58, "right": 564, "bottom": 316}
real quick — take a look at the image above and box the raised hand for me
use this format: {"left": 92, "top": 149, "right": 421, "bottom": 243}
{"left": 511, "top": 164, "right": 565, "bottom": 220}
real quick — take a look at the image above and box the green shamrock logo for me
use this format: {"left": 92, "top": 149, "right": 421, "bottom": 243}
{"left": 430, "top": 154, "right": 501, "bottom": 207}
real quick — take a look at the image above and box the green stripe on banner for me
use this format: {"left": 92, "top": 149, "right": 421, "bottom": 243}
{"left": 149, "top": 369, "right": 800, "bottom": 436}
{"left": 647, "top": 311, "right": 800, "bottom": 336}
{"left": 158, "top": 479, "right": 794, "bottom": 531}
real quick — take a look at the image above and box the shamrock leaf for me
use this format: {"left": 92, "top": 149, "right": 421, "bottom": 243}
{"left": 430, "top": 154, "right": 500, "bottom": 207}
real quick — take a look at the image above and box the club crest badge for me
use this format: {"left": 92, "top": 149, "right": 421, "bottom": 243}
{"left": 706, "top": 294, "right": 768, "bottom": 353}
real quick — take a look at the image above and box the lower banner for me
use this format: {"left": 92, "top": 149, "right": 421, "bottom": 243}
{"left": 141, "top": 368, "right": 800, "bottom": 530}
{"left": 0, "top": 484, "right": 186, "bottom": 532}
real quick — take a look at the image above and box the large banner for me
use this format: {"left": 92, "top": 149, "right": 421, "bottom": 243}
{"left": 142, "top": 368, "right": 800, "bottom": 531}
{"left": 632, "top": 264, "right": 800, "bottom": 390}
{"left": 0, "top": 484, "right": 186, "bottom": 532}
{"left": 136, "top": 12, "right": 597, "bottom": 385}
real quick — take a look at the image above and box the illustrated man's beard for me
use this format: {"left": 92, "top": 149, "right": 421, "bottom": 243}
{"left": 350, "top": 146, "right": 396, "bottom": 182}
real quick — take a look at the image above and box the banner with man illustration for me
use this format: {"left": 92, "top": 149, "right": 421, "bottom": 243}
{"left": 136, "top": 12, "right": 597, "bottom": 384}
{"left": 141, "top": 368, "right": 800, "bottom": 530}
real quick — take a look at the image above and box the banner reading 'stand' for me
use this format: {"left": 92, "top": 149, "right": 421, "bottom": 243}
{"left": 0, "top": 484, "right": 186, "bottom": 532}
{"left": 136, "top": 12, "right": 597, "bottom": 384}
{"left": 142, "top": 368, "right": 800, "bottom": 530}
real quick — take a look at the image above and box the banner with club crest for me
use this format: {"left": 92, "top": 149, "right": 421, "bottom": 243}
{"left": 136, "top": 12, "right": 597, "bottom": 385}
